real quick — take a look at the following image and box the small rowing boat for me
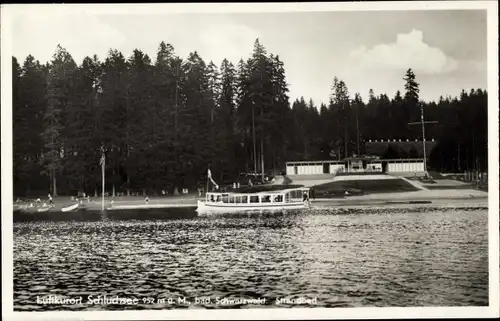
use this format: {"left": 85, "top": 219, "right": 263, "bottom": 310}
{"left": 37, "top": 207, "right": 51, "bottom": 212}
{"left": 61, "top": 203, "right": 79, "bottom": 212}
{"left": 196, "top": 187, "right": 311, "bottom": 215}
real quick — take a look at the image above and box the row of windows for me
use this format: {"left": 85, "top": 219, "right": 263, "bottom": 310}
{"left": 208, "top": 194, "right": 285, "bottom": 204}
{"left": 286, "top": 159, "right": 424, "bottom": 166}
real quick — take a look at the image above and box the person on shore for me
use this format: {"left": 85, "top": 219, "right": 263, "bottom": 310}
{"left": 237, "top": 182, "right": 240, "bottom": 189}
{"left": 48, "top": 193, "right": 53, "bottom": 206}
{"left": 303, "top": 191, "right": 310, "bottom": 207}
{"left": 145, "top": 196, "right": 149, "bottom": 204}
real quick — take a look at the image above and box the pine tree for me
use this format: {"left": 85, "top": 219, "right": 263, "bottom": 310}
{"left": 64, "top": 55, "right": 103, "bottom": 194}
{"left": 99, "top": 49, "right": 129, "bottom": 196}
{"left": 13, "top": 56, "right": 48, "bottom": 196}
{"left": 403, "top": 68, "right": 420, "bottom": 126}
{"left": 217, "top": 58, "right": 238, "bottom": 177}
{"left": 178, "top": 51, "right": 213, "bottom": 188}
{"left": 403, "top": 68, "right": 420, "bottom": 103}
{"left": 235, "top": 58, "right": 253, "bottom": 172}
{"left": 73, "top": 55, "right": 103, "bottom": 194}
{"left": 267, "top": 54, "right": 290, "bottom": 172}
{"left": 42, "top": 45, "right": 78, "bottom": 196}
{"left": 352, "top": 93, "right": 364, "bottom": 155}
{"left": 330, "top": 78, "right": 351, "bottom": 158}
{"left": 127, "top": 49, "right": 155, "bottom": 193}
{"left": 153, "top": 41, "right": 180, "bottom": 194}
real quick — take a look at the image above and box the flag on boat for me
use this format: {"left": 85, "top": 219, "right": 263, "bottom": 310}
{"left": 207, "top": 168, "right": 218, "bottom": 189}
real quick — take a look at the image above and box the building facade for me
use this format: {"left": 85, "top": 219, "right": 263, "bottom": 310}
{"left": 286, "top": 158, "right": 425, "bottom": 176}
{"left": 284, "top": 139, "right": 435, "bottom": 177}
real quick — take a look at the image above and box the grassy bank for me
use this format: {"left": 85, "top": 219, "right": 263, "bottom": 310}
{"left": 312, "top": 178, "right": 419, "bottom": 198}
{"left": 424, "top": 184, "right": 478, "bottom": 190}
{"left": 233, "top": 184, "right": 304, "bottom": 193}
{"left": 13, "top": 194, "right": 200, "bottom": 213}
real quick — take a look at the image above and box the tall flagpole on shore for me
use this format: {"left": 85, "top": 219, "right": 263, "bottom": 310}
{"left": 100, "top": 149, "right": 105, "bottom": 211}
{"left": 206, "top": 167, "right": 210, "bottom": 195}
{"left": 408, "top": 103, "right": 438, "bottom": 177}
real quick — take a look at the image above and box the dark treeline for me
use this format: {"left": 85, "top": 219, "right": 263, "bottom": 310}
{"left": 13, "top": 39, "right": 488, "bottom": 197}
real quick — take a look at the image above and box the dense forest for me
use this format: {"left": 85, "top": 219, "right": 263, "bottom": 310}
{"left": 12, "top": 39, "right": 488, "bottom": 197}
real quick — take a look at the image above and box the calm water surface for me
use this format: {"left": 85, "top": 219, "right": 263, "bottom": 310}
{"left": 13, "top": 208, "right": 488, "bottom": 310}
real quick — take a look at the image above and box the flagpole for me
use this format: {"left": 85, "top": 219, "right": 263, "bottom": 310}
{"left": 101, "top": 152, "right": 105, "bottom": 211}
{"left": 206, "top": 167, "right": 210, "bottom": 195}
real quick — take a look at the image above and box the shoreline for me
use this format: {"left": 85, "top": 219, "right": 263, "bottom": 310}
{"left": 13, "top": 189, "right": 488, "bottom": 214}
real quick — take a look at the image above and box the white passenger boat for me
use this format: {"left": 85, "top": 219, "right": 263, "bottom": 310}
{"left": 196, "top": 187, "right": 311, "bottom": 215}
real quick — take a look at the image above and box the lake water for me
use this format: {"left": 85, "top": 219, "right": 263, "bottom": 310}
{"left": 13, "top": 207, "right": 489, "bottom": 310}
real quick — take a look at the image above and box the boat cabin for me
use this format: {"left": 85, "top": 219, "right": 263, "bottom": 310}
{"left": 205, "top": 188, "right": 310, "bottom": 205}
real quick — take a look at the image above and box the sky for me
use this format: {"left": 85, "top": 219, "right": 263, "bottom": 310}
{"left": 9, "top": 4, "right": 488, "bottom": 106}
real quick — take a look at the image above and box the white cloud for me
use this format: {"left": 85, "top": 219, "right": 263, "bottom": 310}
{"left": 12, "top": 11, "right": 127, "bottom": 65}
{"left": 347, "top": 29, "right": 459, "bottom": 75}
{"left": 198, "top": 22, "right": 259, "bottom": 65}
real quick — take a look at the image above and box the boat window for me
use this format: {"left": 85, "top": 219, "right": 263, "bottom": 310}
{"left": 229, "top": 196, "right": 235, "bottom": 203}
{"left": 210, "top": 195, "right": 215, "bottom": 202}
{"left": 285, "top": 193, "right": 290, "bottom": 202}
{"left": 222, "top": 195, "right": 229, "bottom": 203}
{"left": 242, "top": 196, "right": 248, "bottom": 203}
{"left": 273, "top": 195, "right": 283, "bottom": 203}
{"left": 216, "top": 195, "right": 222, "bottom": 202}
{"left": 262, "top": 195, "right": 271, "bottom": 203}
{"left": 249, "top": 195, "right": 259, "bottom": 203}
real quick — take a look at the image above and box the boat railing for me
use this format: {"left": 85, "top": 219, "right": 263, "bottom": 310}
{"left": 205, "top": 189, "right": 309, "bottom": 204}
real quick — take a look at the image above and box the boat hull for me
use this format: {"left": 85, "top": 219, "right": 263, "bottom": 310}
{"left": 196, "top": 200, "right": 309, "bottom": 215}
{"left": 61, "top": 203, "right": 79, "bottom": 212}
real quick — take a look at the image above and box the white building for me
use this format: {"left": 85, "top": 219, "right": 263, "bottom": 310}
{"left": 286, "top": 157, "right": 425, "bottom": 177}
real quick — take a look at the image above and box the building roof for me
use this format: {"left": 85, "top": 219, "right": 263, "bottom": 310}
{"left": 343, "top": 156, "right": 380, "bottom": 161}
